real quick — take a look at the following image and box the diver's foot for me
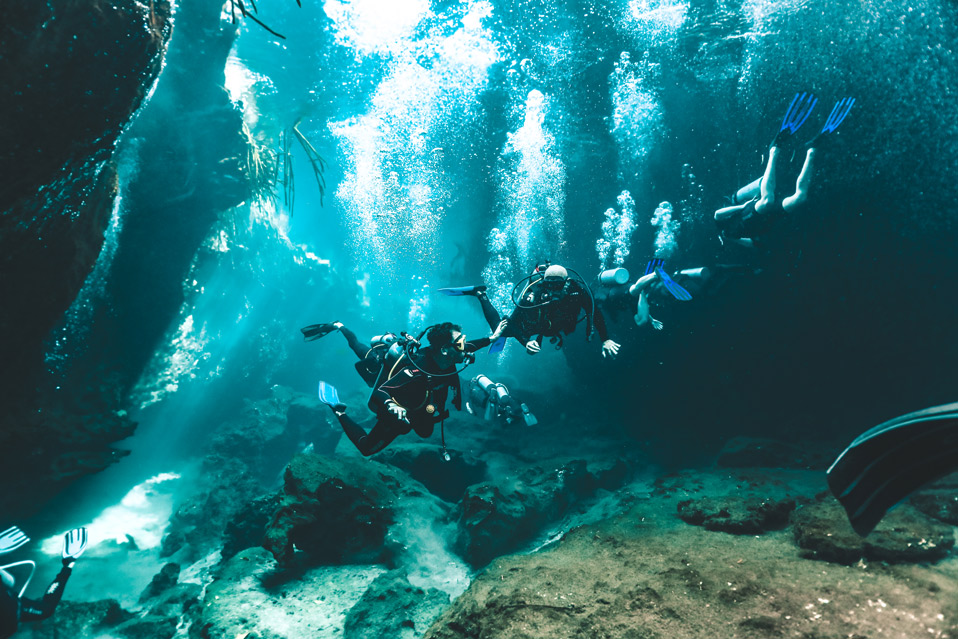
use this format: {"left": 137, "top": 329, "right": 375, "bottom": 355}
{"left": 318, "top": 381, "right": 347, "bottom": 412}
{"left": 438, "top": 285, "right": 487, "bottom": 297}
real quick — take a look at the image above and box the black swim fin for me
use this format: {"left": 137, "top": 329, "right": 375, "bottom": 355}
{"left": 827, "top": 401, "right": 958, "bottom": 536}
{"left": 301, "top": 323, "right": 340, "bottom": 342}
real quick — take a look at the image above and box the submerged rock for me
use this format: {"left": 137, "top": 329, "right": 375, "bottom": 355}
{"left": 0, "top": 0, "right": 173, "bottom": 522}
{"left": 454, "top": 457, "right": 630, "bottom": 567}
{"left": 16, "top": 599, "right": 133, "bottom": 639}
{"left": 791, "top": 497, "right": 955, "bottom": 565}
{"left": 343, "top": 570, "right": 450, "bottom": 639}
{"left": 376, "top": 443, "right": 489, "bottom": 502}
{"left": 908, "top": 472, "right": 958, "bottom": 526}
{"left": 263, "top": 453, "right": 429, "bottom": 565}
{"left": 194, "top": 546, "right": 384, "bottom": 639}
{"left": 677, "top": 495, "right": 796, "bottom": 534}
{"left": 424, "top": 480, "right": 958, "bottom": 639}
{"left": 139, "top": 562, "right": 181, "bottom": 602}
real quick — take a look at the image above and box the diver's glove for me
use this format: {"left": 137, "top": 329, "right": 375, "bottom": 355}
{"left": 385, "top": 400, "right": 409, "bottom": 423}
{"left": 601, "top": 340, "right": 621, "bottom": 359}
{"left": 525, "top": 340, "right": 541, "bottom": 355}
{"left": 62, "top": 527, "right": 88, "bottom": 567}
{"left": 490, "top": 319, "right": 508, "bottom": 341}
{"left": 0, "top": 526, "right": 29, "bottom": 555}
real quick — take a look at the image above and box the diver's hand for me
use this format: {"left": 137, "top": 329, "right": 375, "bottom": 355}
{"left": 490, "top": 319, "right": 508, "bottom": 340}
{"left": 651, "top": 319, "right": 664, "bottom": 331}
{"left": 386, "top": 400, "right": 408, "bottom": 423}
{"left": 601, "top": 339, "right": 620, "bottom": 359}
{"left": 525, "top": 340, "right": 540, "bottom": 355}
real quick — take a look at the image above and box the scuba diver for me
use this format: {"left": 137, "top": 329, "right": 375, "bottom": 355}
{"left": 714, "top": 94, "right": 855, "bottom": 248}
{"left": 441, "top": 262, "right": 620, "bottom": 358}
{"left": 1, "top": 527, "right": 88, "bottom": 638}
{"left": 465, "top": 374, "right": 537, "bottom": 427}
{"left": 594, "top": 260, "right": 693, "bottom": 331}
{"left": 302, "top": 318, "right": 507, "bottom": 387}
{"left": 315, "top": 322, "right": 503, "bottom": 458}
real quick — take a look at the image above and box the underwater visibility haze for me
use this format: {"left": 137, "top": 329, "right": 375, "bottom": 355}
{"left": 3, "top": 0, "right": 958, "bottom": 637}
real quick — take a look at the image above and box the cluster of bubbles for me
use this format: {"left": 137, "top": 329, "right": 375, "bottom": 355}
{"left": 596, "top": 190, "right": 638, "bottom": 271}
{"left": 407, "top": 276, "right": 432, "bottom": 328}
{"left": 328, "top": 0, "right": 500, "bottom": 305}
{"left": 609, "top": 52, "right": 664, "bottom": 178}
{"left": 651, "top": 201, "right": 679, "bottom": 259}
{"left": 618, "top": 0, "right": 689, "bottom": 42}
{"left": 481, "top": 89, "right": 567, "bottom": 299}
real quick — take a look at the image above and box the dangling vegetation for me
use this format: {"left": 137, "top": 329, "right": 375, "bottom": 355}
{"left": 226, "top": 0, "right": 299, "bottom": 40}
{"left": 291, "top": 118, "right": 328, "bottom": 207}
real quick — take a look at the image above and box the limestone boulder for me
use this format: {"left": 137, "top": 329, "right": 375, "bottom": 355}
{"left": 263, "top": 453, "right": 430, "bottom": 565}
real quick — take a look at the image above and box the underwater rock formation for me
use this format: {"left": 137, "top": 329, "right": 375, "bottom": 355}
{"left": 677, "top": 495, "right": 796, "bottom": 535}
{"left": 455, "top": 457, "right": 630, "bottom": 567}
{"left": 791, "top": 498, "right": 955, "bottom": 565}
{"left": 0, "top": 0, "right": 172, "bottom": 520}
{"left": 263, "top": 453, "right": 424, "bottom": 565}
{"left": 376, "top": 444, "right": 489, "bottom": 503}
{"left": 343, "top": 570, "right": 450, "bottom": 639}
{"left": 425, "top": 466, "right": 958, "bottom": 639}
{"left": 195, "top": 546, "right": 384, "bottom": 639}
{"left": 161, "top": 386, "right": 332, "bottom": 560}
{"left": 15, "top": 599, "right": 133, "bottom": 639}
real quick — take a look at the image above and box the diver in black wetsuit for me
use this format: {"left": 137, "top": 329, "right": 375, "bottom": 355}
{"left": 316, "top": 322, "right": 504, "bottom": 457}
{"left": 0, "top": 527, "right": 87, "bottom": 639}
{"left": 714, "top": 94, "right": 854, "bottom": 248}
{"left": 443, "top": 263, "right": 620, "bottom": 358}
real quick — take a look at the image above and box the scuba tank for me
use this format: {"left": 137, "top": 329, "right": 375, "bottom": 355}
{"left": 598, "top": 267, "right": 629, "bottom": 286}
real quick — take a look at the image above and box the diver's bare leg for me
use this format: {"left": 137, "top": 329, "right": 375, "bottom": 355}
{"left": 781, "top": 147, "right": 815, "bottom": 212}
{"left": 755, "top": 146, "right": 781, "bottom": 213}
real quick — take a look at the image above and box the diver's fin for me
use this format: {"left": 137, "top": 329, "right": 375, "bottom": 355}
{"left": 62, "top": 527, "right": 88, "bottom": 561}
{"left": 301, "top": 323, "right": 340, "bottom": 342}
{"left": 0, "top": 526, "right": 29, "bottom": 555}
{"left": 654, "top": 267, "right": 692, "bottom": 301}
{"left": 644, "top": 258, "right": 665, "bottom": 276}
{"left": 827, "top": 402, "right": 958, "bottom": 536}
{"left": 780, "top": 92, "right": 817, "bottom": 134}
{"left": 821, "top": 97, "right": 855, "bottom": 134}
{"left": 489, "top": 336, "right": 506, "bottom": 354}
{"left": 438, "top": 285, "right": 487, "bottom": 297}
{"left": 318, "top": 381, "right": 346, "bottom": 412}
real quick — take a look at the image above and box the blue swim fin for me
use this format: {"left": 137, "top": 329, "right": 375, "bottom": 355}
{"left": 489, "top": 336, "right": 506, "bottom": 354}
{"left": 438, "top": 285, "right": 487, "bottom": 296}
{"left": 821, "top": 97, "right": 855, "bottom": 134}
{"left": 644, "top": 258, "right": 665, "bottom": 276}
{"left": 654, "top": 267, "right": 692, "bottom": 301}
{"left": 780, "top": 92, "right": 818, "bottom": 134}
{"left": 318, "top": 381, "right": 346, "bottom": 411}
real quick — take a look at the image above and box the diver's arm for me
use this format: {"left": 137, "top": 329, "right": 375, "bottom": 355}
{"left": 590, "top": 300, "right": 610, "bottom": 342}
{"left": 465, "top": 337, "right": 491, "bottom": 351}
{"left": 628, "top": 272, "right": 657, "bottom": 296}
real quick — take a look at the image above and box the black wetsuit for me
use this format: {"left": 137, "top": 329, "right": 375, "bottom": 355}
{"left": 716, "top": 198, "right": 784, "bottom": 240}
{"left": 473, "top": 280, "right": 609, "bottom": 348}
{"left": 336, "top": 325, "right": 397, "bottom": 387}
{"left": 0, "top": 564, "right": 73, "bottom": 638}
{"left": 335, "top": 339, "right": 489, "bottom": 456}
